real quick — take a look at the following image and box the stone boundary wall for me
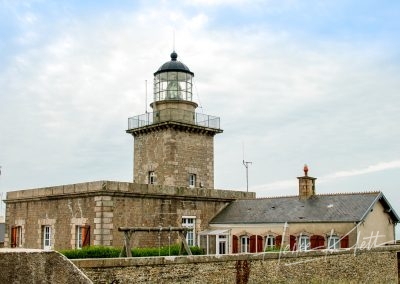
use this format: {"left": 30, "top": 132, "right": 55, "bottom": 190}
{"left": 0, "top": 248, "right": 92, "bottom": 284}
{"left": 6, "top": 180, "right": 255, "bottom": 202}
{"left": 73, "top": 246, "right": 400, "bottom": 284}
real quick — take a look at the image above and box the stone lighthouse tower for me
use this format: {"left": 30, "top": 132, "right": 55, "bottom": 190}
{"left": 126, "top": 51, "right": 222, "bottom": 188}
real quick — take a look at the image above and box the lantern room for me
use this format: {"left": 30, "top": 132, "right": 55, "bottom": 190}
{"left": 153, "top": 51, "right": 194, "bottom": 102}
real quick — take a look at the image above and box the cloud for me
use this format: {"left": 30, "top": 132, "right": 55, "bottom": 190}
{"left": 252, "top": 160, "right": 400, "bottom": 196}
{"left": 320, "top": 160, "right": 400, "bottom": 181}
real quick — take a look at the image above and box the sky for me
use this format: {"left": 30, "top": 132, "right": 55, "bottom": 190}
{"left": 0, "top": 0, "right": 399, "bottom": 237}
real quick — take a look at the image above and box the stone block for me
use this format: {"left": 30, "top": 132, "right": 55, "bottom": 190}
{"left": 63, "top": 184, "right": 75, "bottom": 194}
{"left": 88, "top": 181, "right": 104, "bottom": 192}
{"left": 74, "top": 183, "right": 88, "bottom": 193}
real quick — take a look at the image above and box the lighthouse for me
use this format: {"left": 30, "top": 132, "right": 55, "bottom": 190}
{"left": 127, "top": 51, "right": 222, "bottom": 188}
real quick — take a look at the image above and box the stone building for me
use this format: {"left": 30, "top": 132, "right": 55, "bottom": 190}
{"left": 4, "top": 51, "right": 254, "bottom": 250}
{"left": 199, "top": 166, "right": 399, "bottom": 254}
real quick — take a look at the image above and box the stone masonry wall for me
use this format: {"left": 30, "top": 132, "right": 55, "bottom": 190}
{"left": 73, "top": 246, "right": 400, "bottom": 284}
{"left": 134, "top": 127, "right": 215, "bottom": 188}
{"left": 5, "top": 181, "right": 254, "bottom": 250}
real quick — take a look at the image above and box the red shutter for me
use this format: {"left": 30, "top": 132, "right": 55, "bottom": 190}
{"left": 257, "top": 235, "right": 263, "bottom": 252}
{"left": 290, "top": 235, "right": 296, "bottom": 251}
{"left": 310, "top": 235, "right": 317, "bottom": 249}
{"left": 310, "top": 235, "right": 325, "bottom": 249}
{"left": 340, "top": 235, "right": 349, "bottom": 248}
{"left": 232, "top": 235, "right": 238, "bottom": 253}
{"left": 249, "top": 235, "right": 256, "bottom": 253}
{"left": 317, "top": 236, "right": 325, "bottom": 249}
{"left": 11, "top": 226, "right": 17, "bottom": 248}
{"left": 82, "top": 225, "right": 90, "bottom": 247}
{"left": 275, "top": 235, "right": 282, "bottom": 248}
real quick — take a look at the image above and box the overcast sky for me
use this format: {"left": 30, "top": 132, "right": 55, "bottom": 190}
{"left": 1, "top": 0, "right": 399, "bottom": 237}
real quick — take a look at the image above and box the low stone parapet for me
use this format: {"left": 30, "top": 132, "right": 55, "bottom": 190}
{"left": 73, "top": 245, "right": 400, "bottom": 283}
{"left": 0, "top": 248, "right": 92, "bottom": 283}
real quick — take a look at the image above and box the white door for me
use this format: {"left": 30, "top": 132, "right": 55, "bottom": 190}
{"left": 217, "top": 235, "right": 227, "bottom": 255}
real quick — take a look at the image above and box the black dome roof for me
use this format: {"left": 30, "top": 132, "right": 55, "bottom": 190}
{"left": 154, "top": 51, "right": 194, "bottom": 76}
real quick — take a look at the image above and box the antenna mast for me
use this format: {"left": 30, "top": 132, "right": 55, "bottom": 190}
{"left": 242, "top": 143, "right": 252, "bottom": 192}
{"left": 173, "top": 30, "right": 175, "bottom": 51}
{"left": 145, "top": 80, "right": 148, "bottom": 114}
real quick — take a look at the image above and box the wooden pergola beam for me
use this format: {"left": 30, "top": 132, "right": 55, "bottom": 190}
{"left": 118, "top": 226, "right": 193, "bottom": 257}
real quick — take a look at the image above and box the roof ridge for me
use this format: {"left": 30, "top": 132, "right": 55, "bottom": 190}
{"left": 316, "top": 191, "right": 381, "bottom": 196}
{"left": 254, "top": 191, "right": 381, "bottom": 200}
{"left": 255, "top": 194, "right": 298, "bottom": 200}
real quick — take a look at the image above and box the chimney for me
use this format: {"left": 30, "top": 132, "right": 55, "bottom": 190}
{"left": 297, "top": 164, "right": 316, "bottom": 200}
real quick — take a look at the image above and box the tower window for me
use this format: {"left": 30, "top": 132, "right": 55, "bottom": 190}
{"left": 149, "top": 171, "right": 155, "bottom": 185}
{"left": 189, "top": 174, "right": 196, "bottom": 188}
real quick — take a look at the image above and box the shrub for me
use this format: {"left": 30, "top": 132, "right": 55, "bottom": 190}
{"left": 59, "top": 245, "right": 203, "bottom": 259}
{"left": 60, "top": 246, "right": 120, "bottom": 259}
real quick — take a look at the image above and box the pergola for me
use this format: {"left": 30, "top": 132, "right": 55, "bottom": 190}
{"left": 118, "top": 226, "right": 193, "bottom": 257}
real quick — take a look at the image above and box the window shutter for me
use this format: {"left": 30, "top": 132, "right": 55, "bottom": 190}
{"left": 317, "top": 236, "right": 325, "bottom": 249}
{"left": 257, "top": 235, "right": 263, "bottom": 252}
{"left": 232, "top": 235, "right": 238, "bottom": 253}
{"left": 340, "top": 235, "right": 349, "bottom": 248}
{"left": 11, "top": 226, "right": 17, "bottom": 248}
{"left": 249, "top": 235, "right": 256, "bottom": 253}
{"left": 310, "top": 235, "right": 317, "bottom": 249}
{"left": 82, "top": 225, "right": 91, "bottom": 247}
{"left": 290, "top": 235, "right": 296, "bottom": 251}
{"left": 275, "top": 235, "right": 282, "bottom": 248}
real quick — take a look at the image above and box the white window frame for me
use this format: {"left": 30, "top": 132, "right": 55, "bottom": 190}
{"left": 76, "top": 226, "right": 83, "bottom": 249}
{"left": 43, "top": 226, "right": 52, "bottom": 250}
{"left": 182, "top": 216, "right": 196, "bottom": 246}
{"left": 189, "top": 173, "right": 196, "bottom": 188}
{"left": 298, "top": 235, "right": 310, "bottom": 251}
{"left": 265, "top": 235, "right": 275, "bottom": 249}
{"left": 217, "top": 235, "right": 227, "bottom": 255}
{"left": 240, "top": 236, "right": 250, "bottom": 253}
{"left": 327, "top": 235, "right": 340, "bottom": 250}
{"left": 149, "top": 171, "right": 155, "bottom": 185}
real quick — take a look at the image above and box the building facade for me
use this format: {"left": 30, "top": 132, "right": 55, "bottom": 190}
{"left": 4, "top": 181, "right": 253, "bottom": 250}
{"left": 199, "top": 167, "right": 399, "bottom": 254}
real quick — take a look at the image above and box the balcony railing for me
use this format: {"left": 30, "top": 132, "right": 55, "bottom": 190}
{"left": 128, "top": 109, "right": 221, "bottom": 130}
